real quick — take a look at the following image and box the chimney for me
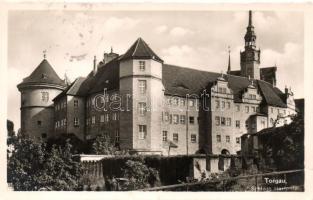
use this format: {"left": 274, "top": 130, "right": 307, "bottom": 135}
{"left": 93, "top": 55, "right": 97, "bottom": 76}
{"left": 103, "top": 47, "right": 119, "bottom": 64}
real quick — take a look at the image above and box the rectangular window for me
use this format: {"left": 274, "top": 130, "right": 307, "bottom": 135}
{"left": 221, "top": 117, "right": 226, "bottom": 126}
{"left": 236, "top": 105, "right": 240, "bottom": 111}
{"left": 222, "top": 101, "right": 225, "bottom": 109}
{"left": 105, "top": 113, "right": 109, "bottom": 122}
{"left": 215, "top": 116, "right": 220, "bottom": 126}
{"left": 41, "top": 133, "right": 47, "bottom": 139}
{"left": 139, "top": 61, "right": 145, "bottom": 71}
{"left": 180, "top": 115, "right": 186, "bottom": 124}
{"left": 226, "top": 118, "right": 231, "bottom": 126}
{"left": 112, "top": 113, "right": 118, "bottom": 121}
{"left": 227, "top": 102, "right": 231, "bottom": 109}
{"left": 261, "top": 120, "right": 266, "bottom": 128}
{"left": 41, "top": 92, "right": 49, "bottom": 102}
{"left": 74, "top": 117, "right": 79, "bottom": 127}
{"left": 115, "top": 129, "right": 120, "bottom": 142}
{"left": 139, "top": 125, "right": 147, "bottom": 139}
{"left": 139, "top": 102, "right": 146, "bottom": 115}
{"left": 180, "top": 99, "right": 186, "bottom": 106}
{"left": 236, "top": 120, "right": 240, "bottom": 128}
{"left": 162, "top": 131, "right": 167, "bottom": 141}
{"left": 37, "top": 121, "right": 42, "bottom": 126}
{"left": 92, "top": 116, "right": 96, "bottom": 124}
{"left": 189, "top": 116, "right": 195, "bottom": 124}
{"left": 236, "top": 137, "right": 240, "bottom": 144}
{"left": 226, "top": 135, "right": 230, "bottom": 143}
{"left": 191, "top": 134, "right": 197, "bottom": 143}
{"left": 61, "top": 119, "right": 64, "bottom": 126}
{"left": 189, "top": 99, "right": 195, "bottom": 107}
{"left": 100, "top": 115, "right": 105, "bottom": 123}
{"left": 245, "top": 106, "right": 249, "bottom": 113}
{"left": 252, "top": 122, "right": 256, "bottom": 129}
{"left": 164, "top": 112, "right": 169, "bottom": 121}
{"left": 223, "top": 88, "right": 226, "bottom": 94}
{"left": 64, "top": 118, "right": 67, "bottom": 126}
{"left": 173, "top": 115, "right": 179, "bottom": 124}
{"left": 74, "top": 100, "right": 78, "bottom": 107}
{"left": 173, "top": 98, "right": 179, "bottom": 106}
{"left": 173, "top": 133, "right": 179, "bottom": 142}
{"left": 252, "top": 106, "right": 256, "bottom": 112}
{"left": 215, "top": 100, "right": 220, "bottom": 109}
{"left": 139, "top": 80, "right": 147, "bottom": 94}
{"left": 216, "top": 135, "right": 221, "bottom": 142}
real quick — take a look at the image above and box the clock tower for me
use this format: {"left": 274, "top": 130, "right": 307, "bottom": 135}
{"left": 240, "top": 10, "right": 261, "bottom": 80}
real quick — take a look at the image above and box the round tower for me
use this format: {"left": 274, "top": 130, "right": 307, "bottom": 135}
{"left": 17, "top": 57, "right": 66, "bottom": 141}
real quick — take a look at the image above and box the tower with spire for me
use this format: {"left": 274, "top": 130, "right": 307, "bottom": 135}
{"left": 240, "top": 10, "right": 261, "bottom": 79}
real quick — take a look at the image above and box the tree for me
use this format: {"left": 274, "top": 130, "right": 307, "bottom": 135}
{"left": 7, "top": 135, "right": 83, "bottom": 191}
{"left": 121, "top": 157, "right": 160, "bottom": 190}
{"left": 90, "top": 134, "right": 116, "bottom": 155}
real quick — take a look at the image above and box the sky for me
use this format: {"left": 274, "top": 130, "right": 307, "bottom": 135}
{"left": 7, "top": 10, "right": 304, "bottom": 130}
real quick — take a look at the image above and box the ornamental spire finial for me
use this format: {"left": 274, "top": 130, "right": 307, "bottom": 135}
{"left": 249, "top": 10, "right": 253, "bottom": 27}
{"left": 43, "top": 50, "right": 47, "bottom": 59}
{"left": 227, "top": 46, "right": 231, "bottom": 74}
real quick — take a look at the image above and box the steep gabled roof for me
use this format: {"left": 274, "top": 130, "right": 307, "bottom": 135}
{"left": 19, "top": 59, "right": 66, "bottom": 87}
{"left": 53, "top": 77, "right": 86, "bottom": 101}
{"left": 119, "top": 37, "right": 163, "bottom": 63}
{"left": 229, "top": 67, "right": 277, "bottom": 85}
{"left": 163, "top": 64, "right": 286, "bottom": 107}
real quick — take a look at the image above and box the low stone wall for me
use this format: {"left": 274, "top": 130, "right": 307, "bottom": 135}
{"left": 77, "top": 154, "right": 241, "bottom": 190}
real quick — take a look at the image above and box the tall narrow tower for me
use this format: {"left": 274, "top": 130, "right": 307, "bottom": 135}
{"left": 119, "top": 37, "right": 164, "bottom": 153}
{"left": 17, "top": 55, "right": 66, "bottom": 141}
{"left": 240, "top": 10, "right": 261, "bottom": 79}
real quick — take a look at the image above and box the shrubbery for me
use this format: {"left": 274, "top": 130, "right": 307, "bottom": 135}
{"left": 7, "top": 135, "right": 83, "bottom": 191}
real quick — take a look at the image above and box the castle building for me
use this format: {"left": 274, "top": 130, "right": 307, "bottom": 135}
{"left": 18, "top": 11, "right": 297, "bottom": 155}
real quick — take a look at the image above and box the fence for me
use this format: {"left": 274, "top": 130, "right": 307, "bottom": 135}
{"left": 141, "top": 169, "right": 304, "bottom": 191}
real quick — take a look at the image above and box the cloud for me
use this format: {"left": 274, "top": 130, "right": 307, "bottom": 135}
{"left": 103, "top": 17, "right": 140, "bottom": 33}
{"left": 169, "top": 27, "right": 193, "bottom": 37}
{"left": 155, "top": 25, "right": 168, "bottom": 34}
{"left": 262, "top": 42, "right": 303, "bottom": 97}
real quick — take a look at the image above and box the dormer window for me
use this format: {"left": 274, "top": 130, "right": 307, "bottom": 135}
{"left": 41, "top": 73, "right": 47, "bottom": 79}
{"left": 139, "top": 61, "right": 145, "bottom": 71}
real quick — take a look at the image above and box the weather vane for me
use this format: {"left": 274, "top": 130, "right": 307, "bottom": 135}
{"left": 43, "top": 50, "right": 47, "bottom": 59}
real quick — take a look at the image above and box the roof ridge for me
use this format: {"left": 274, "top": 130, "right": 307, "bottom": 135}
{"left": 132, "top": 38, "right": 141, "bottom": 57}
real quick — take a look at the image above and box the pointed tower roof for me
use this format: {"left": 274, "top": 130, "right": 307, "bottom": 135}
{"left": 120, "top": 37, "right": 163, "bottom": 62}
{"left": 18, "top": 59, "right": 66, "bottom": 87}
{"left": 244, "top": 10, "right": 257, "bottom": 48}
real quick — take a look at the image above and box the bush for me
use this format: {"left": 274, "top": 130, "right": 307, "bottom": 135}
{"left": 7, "top": 135, "right": 83, "bottom": 191}
{"left": 121, "top": 157, "right": 160, "bottom": 190}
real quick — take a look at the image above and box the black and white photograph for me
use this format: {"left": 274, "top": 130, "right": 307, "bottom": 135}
{"left": 3, "top": 3, "right": 309, "bottom": 195}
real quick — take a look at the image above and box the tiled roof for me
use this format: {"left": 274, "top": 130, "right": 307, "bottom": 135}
{"left": 260, "top": 66, "right": 277, "bottom": 84}
{"left": 53, "top": 77, "right": 87, "bottom": 101}
{"left": 72, "top": 59, "right": 286, "bottom": 108}
{"left": 19, "top": 59, "right": 66, "bottom": 87}
{"left": 163, "top": 64, "right": 286, "bottom": 107}
{"left": 230, "top": 67, "right": 277, "bottom": 85}
{"left": 119, "top": 37, "right": 163, "bottom": 63}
